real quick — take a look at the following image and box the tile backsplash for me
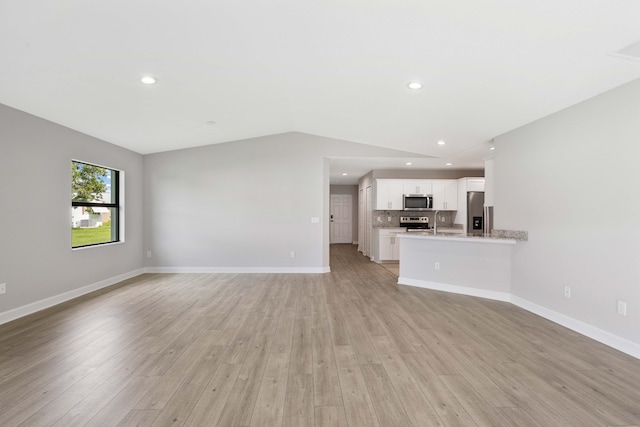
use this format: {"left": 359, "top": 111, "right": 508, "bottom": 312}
{"left": 372, "top": 210, "right": 456, "bottom": 228}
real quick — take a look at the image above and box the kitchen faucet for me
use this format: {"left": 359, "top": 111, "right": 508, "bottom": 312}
{"left": 433, "top": 210, "right": 439, "bottom": 234}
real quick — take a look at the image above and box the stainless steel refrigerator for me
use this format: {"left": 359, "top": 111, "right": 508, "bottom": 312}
{"left": 467, "top": 192, "right": 491, "bottom": 236}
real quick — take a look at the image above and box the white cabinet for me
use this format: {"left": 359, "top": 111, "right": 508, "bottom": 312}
{"left": 432, "top": 179, "right": 458, "bottom": 210}
{"left": 467, "top": 178, "right": 485, "bottom": 192}
{"left": 375, "top": 228, "right": 405, "bottom": 262}
{"left": 403, "top": 179, "right": 432, "bottom": 195}
{"left": 376, "top": 178, "right": 459, "bottom": 211}
{"left": 378, "top": 235, "right": 395, "bottom": 261}
{"left": 375, "top": 179, "right": 403, "bottom": 210}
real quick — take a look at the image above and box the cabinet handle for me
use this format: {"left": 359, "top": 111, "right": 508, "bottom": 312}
{"left": 388, "top": 201, "right": 392, "bottom": 209}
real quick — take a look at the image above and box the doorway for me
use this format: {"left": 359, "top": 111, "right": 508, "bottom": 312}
{"left": 330, "top": 194, "right": 353, "bottom": 244}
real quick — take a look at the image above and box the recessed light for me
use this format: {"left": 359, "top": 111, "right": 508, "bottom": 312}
{"left": 205, "top": 120, "right": 217, "bottom": 125}
{"left": 445, "top": 162, "right": 453, "bottom": 166}
{"left": 436, "top": 140, "right": 446, "bottom": 146}
{"left": 405, "top": 162, "right": 412, "bottom": 166}
{"left": 489, "top": 146, "right": 495, "bottom": 150}
{"left": 341, "top": 173, "right": 348, "bottom": 176}
{"left": 407, "top": 82, "right": 422, "bottom": 90}
{"left": 141, "top": 76, "right": 157, "bottom": 85}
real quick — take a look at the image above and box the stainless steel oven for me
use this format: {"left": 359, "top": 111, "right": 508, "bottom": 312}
{"left": 399, "top": 216, "right": 430, "bottom": 231}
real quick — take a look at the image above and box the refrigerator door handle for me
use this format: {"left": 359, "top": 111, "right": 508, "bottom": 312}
{"left": 483, "top": 206, "right": 488, "bottom": 234}
{"left": 483, "top": 207, "right": 485, "bottom": 234}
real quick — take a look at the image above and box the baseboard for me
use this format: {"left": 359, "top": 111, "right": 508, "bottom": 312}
{"left": 511, "top": 296, "right": 640, "bottom": 359}
{"left": 0, "top": 265, "right": 329, "bottom": 326}
{"left": 399, "top": 277, "right": 640, "bottom": 359}
{"left": 144, "top": 266, "right": 331, "bottom": 274}
{"left": 398, "top": 277, "right": 511, "bottom": 302}
{"left": 0, "top": 268, "right": 145, "bottom": 326}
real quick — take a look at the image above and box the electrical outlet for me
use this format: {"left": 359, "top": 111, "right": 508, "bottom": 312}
{"left": 564, "top": 286, "right": 571, "bottom": 298}
{"left": 617, "top": 301, "right": 627, "bottom": 316}
{"left": 290, "top": 251, "right": 296, "bottom": 258}
{"left": 434, "top": 262, "right": 440, "bottom": 270}
{"left": 0, "top": 283, "right": 6, "bottom": 295}
{"left": 147, "top": 251, "right": 152, "bottom": 258}
{"left": 387, "top": 216, "right": 392, "bottom": 222}
{"left": 377, "top": 216, "right": 381, "bottom": 222}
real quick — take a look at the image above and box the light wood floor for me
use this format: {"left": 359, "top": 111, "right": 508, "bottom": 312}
{"left": 1, "top": 245, "right": 640, "bottom": 426}
{"left": 381, "top": 263, "right": 399, "bottom": 276}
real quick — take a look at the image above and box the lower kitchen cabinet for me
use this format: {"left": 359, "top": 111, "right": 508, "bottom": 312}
{"left": 375, "top": 228, "right": 406, "bottom": 262}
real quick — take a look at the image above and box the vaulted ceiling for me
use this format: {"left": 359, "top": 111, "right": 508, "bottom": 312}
{"left": 2, "top": 0, "right": 640, "bottom": 179}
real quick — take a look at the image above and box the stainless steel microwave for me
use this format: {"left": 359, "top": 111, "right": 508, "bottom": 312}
{"left": 403, "top": 194, "right": 433, "bottom": 211}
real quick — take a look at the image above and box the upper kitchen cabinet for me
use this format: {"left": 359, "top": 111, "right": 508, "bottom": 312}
{"left": 466, "top": 178, "right": 485, "bottom": 192}
{"left": 375, "top": 179, "right": 404, "bottom": 210}
{"left": 432, "top": 179, "right": 458, "bottom": 210}
{"left": 402, "top": 179, "right": 432, "bottom": 195}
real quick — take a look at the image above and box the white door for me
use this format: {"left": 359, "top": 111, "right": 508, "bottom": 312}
{"left": 358, "top": 188, "right": 364, "bottom": 252}
{"left": 330, "top": 194, "right": 353, "bottom": 244}
{"left": 365, "top": 186, "right": 372, "bottom": 256}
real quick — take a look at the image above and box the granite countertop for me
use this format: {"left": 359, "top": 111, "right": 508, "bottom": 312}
{"left": 397, "top": 231, "right": 520, "bottom": 244}
{"left": 374, "top": 225, "right": 528, "bottom": 242}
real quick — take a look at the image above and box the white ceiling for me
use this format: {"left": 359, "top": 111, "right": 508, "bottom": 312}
{"left": 2, "top": 0, "right": 640, "bottom": 184}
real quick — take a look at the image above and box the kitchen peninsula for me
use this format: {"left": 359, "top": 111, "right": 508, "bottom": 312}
{"left": 397, "top": 231, "right": 526, "bottom": 302}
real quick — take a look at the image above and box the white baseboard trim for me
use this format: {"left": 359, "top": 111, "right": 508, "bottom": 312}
{"left": 0, "top": 265, "right": 330, "bottom": 326}
{"left": 0, "top": 269, "right": 145, "bottom": 326}
{"left": 398, "top": 277, "right": 511, "bottom": 302}
{"left": 399, "top": 277, "right": 640, "bottom": 359}
{"left": 511, "top": 296, "right": 640, "bottom": 359}
{"left": 144, "top": 266, "right": 331, "bottom": 274}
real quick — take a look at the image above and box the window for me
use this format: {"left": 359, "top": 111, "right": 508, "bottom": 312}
{"left": 71, "top": 161, "right": 121, "bottom": 248}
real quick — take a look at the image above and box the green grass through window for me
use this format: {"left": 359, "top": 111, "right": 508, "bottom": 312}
{"left": 72, "top": 222, "right": 114, "bottom": 247}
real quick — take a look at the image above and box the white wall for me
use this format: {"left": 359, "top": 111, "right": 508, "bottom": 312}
{"left": 495, "top": 78, "right": 640, "bottom": 347}
{"left": 398, "top": 237, "right": 513, "bottom": 300}
{"left": 0, "top": 104, "right": 144, "bottom": 317}
{"left": 143, "top": 132, "right": 416, "bottom": 272}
